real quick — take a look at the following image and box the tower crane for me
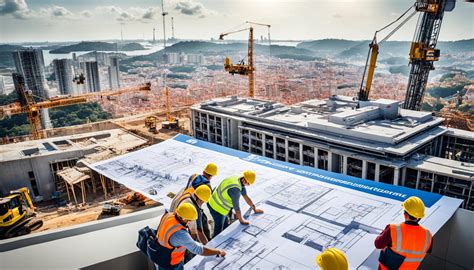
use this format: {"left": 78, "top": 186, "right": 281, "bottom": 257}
{"left": 358, "top": 5, "right": 418, "bottom": 102}
{"left": 161, "top": 74, "right": 179, "bottom": 129}
{"left": 219, "top": 22, "right": 271, "bottom": 98}
{"left": 403, "top": 0, "right": 456, "bottom": 110}
{"left": 0, "top": 82, "right": 152, "bottom": 140}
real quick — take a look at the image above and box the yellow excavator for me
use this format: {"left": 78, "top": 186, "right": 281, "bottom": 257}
{"left": 0, "top": 187, "right": 43, "bottom": 239}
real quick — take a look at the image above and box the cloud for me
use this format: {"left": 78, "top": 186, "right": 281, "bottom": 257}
{"left": 96, "top": 6, "right": 158, "bottom": 23}
{"left": 174, "top": 0, "right": 208, "bottom": 18}
{"left": 0, "top": 0, "right": 31, "bottom": 19}
{"left": 41, "top": 5, "right": 73, "bottom": 17}
{"left": 81, "top": 10, "right": 92, "bottom": 18}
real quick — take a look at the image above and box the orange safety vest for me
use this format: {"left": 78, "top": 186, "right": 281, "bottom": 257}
{"left": 156, "top": 212, "right": 188, "bottom": 266}
{"left": 380, "top": 223, "right": 432, "bottom": 270}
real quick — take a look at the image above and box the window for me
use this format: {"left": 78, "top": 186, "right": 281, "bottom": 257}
{"left": 28, "top": 171, "right": 39, "bottom": 196}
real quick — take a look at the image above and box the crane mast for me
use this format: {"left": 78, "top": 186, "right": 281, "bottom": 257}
{"left": 403, "top": 0, "right": 455, "bottom": 110}
{"left": 248, "top": 27, "right": 255, "bottom": 98}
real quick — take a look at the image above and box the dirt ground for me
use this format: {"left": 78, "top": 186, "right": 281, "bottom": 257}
{"left": 35, "top": 195, "right": 161, "bottom": 233}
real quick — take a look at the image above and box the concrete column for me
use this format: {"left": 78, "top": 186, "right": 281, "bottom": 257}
{"left": 314, "top": 148, "right": 319, "bottom": 169}
{"left": 206, "top": 114, "right": 210, "bottom": 141}
{"left": 273, "top": 136, "right": 277, "bottom": 160}
{"left": 328, "top": 152, "right": 333, "bottom": 172}
{"left": 248, "top": 130, "right": 252, "bottom": 153}
{"left": 299, "top": 143, "right": 304, "bottom": 166}
{"left": 394, "top": 168, "right": 400, "bottom": 186}
{"left": 375, "top": 163, "right": 380, "bottom": 182}
{"left": 238, "top": 128, "right": 242, "bottom": 151}
{"left": 285, "top": 139, "right": 289, "bottom": 162}
{"left": 220, "top": 117, "right": 225, "bottom": 146}
{"left": 401, "top": 167, "right": 406, "bottom": 186}
{"left": 362, "top": 160, "right": 368, "bottom": 179}
{"left": 262, "top": 133, "right": 266, "bottom": 157}
{"left": 416, "top": 170, "right": 421, "bottom": 190}
{"left": 343, "top": 156, "right": 348, "bottom": 175}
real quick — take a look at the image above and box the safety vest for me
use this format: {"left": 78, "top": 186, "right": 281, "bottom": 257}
{"left": 380, "top": 223, "right": 432, "bottom": 270}
{"left": 170, "top": 188, "right": 201, "bottom": 235}
{"left": 208, "top": 176, "right": 242, "bottom": 216}
{"left": 155, "top": 212, "right": 187, "bottom": 267}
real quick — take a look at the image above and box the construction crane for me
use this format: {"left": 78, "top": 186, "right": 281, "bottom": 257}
{"left": 161, "top": 0, "right": 168, "bottom": 49}
{"left": 358, "top": 5, "right": 418, "bottom": 102}
{"left": 219, "top": 22, "right": 271, "bottom": 98}
{"left": 0, "top": 82, "right": 152, "bottom": 140}
{"left": 161, "top": 74, "right": 179, "bottom": 129}
{"left": 403, "top": 0, "right": 456, "bottom": 110}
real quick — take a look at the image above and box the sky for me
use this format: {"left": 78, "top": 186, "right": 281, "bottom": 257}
{"left": 0, "top": 0, "right": 473, "bottom": 43}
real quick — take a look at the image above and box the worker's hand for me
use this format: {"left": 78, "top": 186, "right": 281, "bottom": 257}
{"left": 253, "top": 208, "right": 264, "bottom": 214}
{"left": 218, "top": 250, "right": 226, "bottom": 257}
{"left": 239, "top": 219, "right": 250, "bottom": 225}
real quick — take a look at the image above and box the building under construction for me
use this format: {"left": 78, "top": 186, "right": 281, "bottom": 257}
{"left": 191, "top": 95, "right": 474, "bottom": 210}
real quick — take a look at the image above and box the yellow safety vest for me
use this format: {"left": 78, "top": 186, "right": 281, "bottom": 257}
{"left": 208, "top": 176, "right": 242, "bottom": 216}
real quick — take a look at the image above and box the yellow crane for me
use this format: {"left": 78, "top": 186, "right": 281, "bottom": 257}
{"left": 358, "top": 5, "right": 418, "bottom": 102}
{"left": 0, "top": 82, "right": 152, "bottom": 140}
{"left": 219, "top": 22, "right": 271, "bottom": 98}
{"left": 161, "top": 84, "right": 179, "bottom": 129}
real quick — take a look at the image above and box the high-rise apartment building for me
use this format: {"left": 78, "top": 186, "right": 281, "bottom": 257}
{"left": 12, "top": 48, "right": 52, "bottom": 129}
{"left": 108, "top": 57, "right": 120, "bottom": 90}
{"left": 81, "top": 61, "right": 101, "bottom": 92}
{"left": 53, "top": 59, "right": 74, "bottom": 95}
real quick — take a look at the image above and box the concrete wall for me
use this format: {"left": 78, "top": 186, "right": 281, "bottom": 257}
{"left": 0, "top": 149, "right": 84, "bottom": 200}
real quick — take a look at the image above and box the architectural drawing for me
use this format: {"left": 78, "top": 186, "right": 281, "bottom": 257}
{"left": 89, "top": 135, "right": 462, "bottom": 269}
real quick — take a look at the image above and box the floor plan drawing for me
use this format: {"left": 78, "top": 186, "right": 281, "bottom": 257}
{"left": 89, "top": 134, "right": 462, "bottom": 269}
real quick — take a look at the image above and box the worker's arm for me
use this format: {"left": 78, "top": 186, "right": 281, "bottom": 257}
{"left": 195, "top": 211, "right": 208, "bottom": 244}
{"left": 202, "top": 246, "right": 226, "bottom": 257}
{"left": 170, "top": 230, "right": 224, "bottom": 257}
{"left": 228, "top": 188, "right": 249, "bottom": 225}
{"left": 242, "top": 194, "right": 264, "bottom": 214}
{"left": 374, "top": 225, "right": 391, "bottom": 249}
{"left": 197, "top": 229, "right": 208, "bottom": 245}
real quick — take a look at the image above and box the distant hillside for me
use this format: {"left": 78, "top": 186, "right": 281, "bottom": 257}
{"left": 50, "top": 41, "right": 145, "bottom": 54}
{"left": 0, "top": 44, "right": 24, "bottom": 69}
{"left": 296, "top": 39, "right": 360, "bottom": 56}
{"left": 297, "top": 39, "right": 474, "bottom": 61}
{"left": 122, "top": 41, "right": 314, "bottom": 67}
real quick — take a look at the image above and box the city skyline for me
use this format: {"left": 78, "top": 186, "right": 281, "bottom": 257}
{"left": 0, "top": 0, "right": 473, "bottom": 43}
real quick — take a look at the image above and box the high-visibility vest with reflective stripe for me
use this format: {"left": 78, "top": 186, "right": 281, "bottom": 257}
{"left": 156, "top": 213, "right": 187, "bottom": 266}
{"left": 208, "top": 176, "right": 242, "bottom": 216}
{"left": 381, "top": 223, "right": 432, "bottom": 270}
{"left": 170, "top": 187, "right": 194, "bottom": 212}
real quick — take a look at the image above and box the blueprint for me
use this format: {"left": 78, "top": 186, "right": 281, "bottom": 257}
{"left": 90, "top": 134, "right": 463, "bottom": 269}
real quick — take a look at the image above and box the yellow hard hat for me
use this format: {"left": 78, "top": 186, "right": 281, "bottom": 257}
{"left": 402, "top": 196, "right": 425, "bottom": 219}
{"left": 243, "top": 170, "right": 256, "bottom": 185}
{"left": 316, "top": 248, "right": 348, "bottom": 270}
{"left": 194, "top": 185, "right": 211, "bottom": 202}
{"left": 176, "top": 202, "right": 198, "bottom": 221}
{"left": 204, "top": 163, "right": 218, "bottom": 176}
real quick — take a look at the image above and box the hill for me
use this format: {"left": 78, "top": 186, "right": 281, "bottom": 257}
{"left": 50, "top": 41, "right": 145, "bottom": 54}
{"left": 296, "top": 39, "right": 360, "bottom": 56}
{"left": 0, "top": 44, "right": 24, "bottom": 69}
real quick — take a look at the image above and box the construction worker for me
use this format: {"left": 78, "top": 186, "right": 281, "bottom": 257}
{"left": 186, "top": 163, "right": 218, "bottom": 189}
{"left": 375, "top": 196, "right": 432, "bottom": 270}
{"left": 316, "top": 248, "right": 349, "bottom": 270}
{"left": 207, "top": 170, "right": 264, "bottom": 237}
{"left": 169, "top": 185, "right": 212, "bottom": 245}
{"left": 154, "top": 203, "right": 226, "bottom": 270}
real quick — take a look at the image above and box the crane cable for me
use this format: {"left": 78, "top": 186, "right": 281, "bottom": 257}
{"left": 360, "top": 3, "right": 417, "bottom": 94}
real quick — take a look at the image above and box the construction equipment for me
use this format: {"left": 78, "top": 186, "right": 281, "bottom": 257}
{"left": 403, "top": 0, "right": 457, "bottom": 110}
{"left": 121, "top": 192, "right": 147, "bottom": 207}
{"left": 358, "top": 5, "right": 418, "bottom": 102}
{"left": 161, "top": 85, "right": 179, "bottom": 129}
{"left": 145, "top": 116, "right": 159, "bottom": 134}
{"left": 161, "top": 0, "right": 168, "bottom": 49}
{"left": 101, "top": 203, "right": 122, "bottom": 216}
{"left": 0, "top": 81, "right": 152, "bottom": 140}
{"left": 0, "top": 187, "right": 43, "bottom": 239}
{"left": 219, "top": 22, "right": 271, "bottom": 98}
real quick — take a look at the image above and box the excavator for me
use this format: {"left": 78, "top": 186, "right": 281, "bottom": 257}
{"left": 0, "top": 187, "right": 43, "bottom": 239}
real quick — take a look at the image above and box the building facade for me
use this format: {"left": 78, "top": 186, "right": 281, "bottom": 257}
{"left": 53, "top": 59, "right": 74, "bottom": 95}
{"left": 191, "top": 96, "right": 474, "bottom": 210}
{"left": 108, "top": 56, "right": 120, "bottom": 90}
{"left": 82, "top": 61, "right": 101, "bottom": 92}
